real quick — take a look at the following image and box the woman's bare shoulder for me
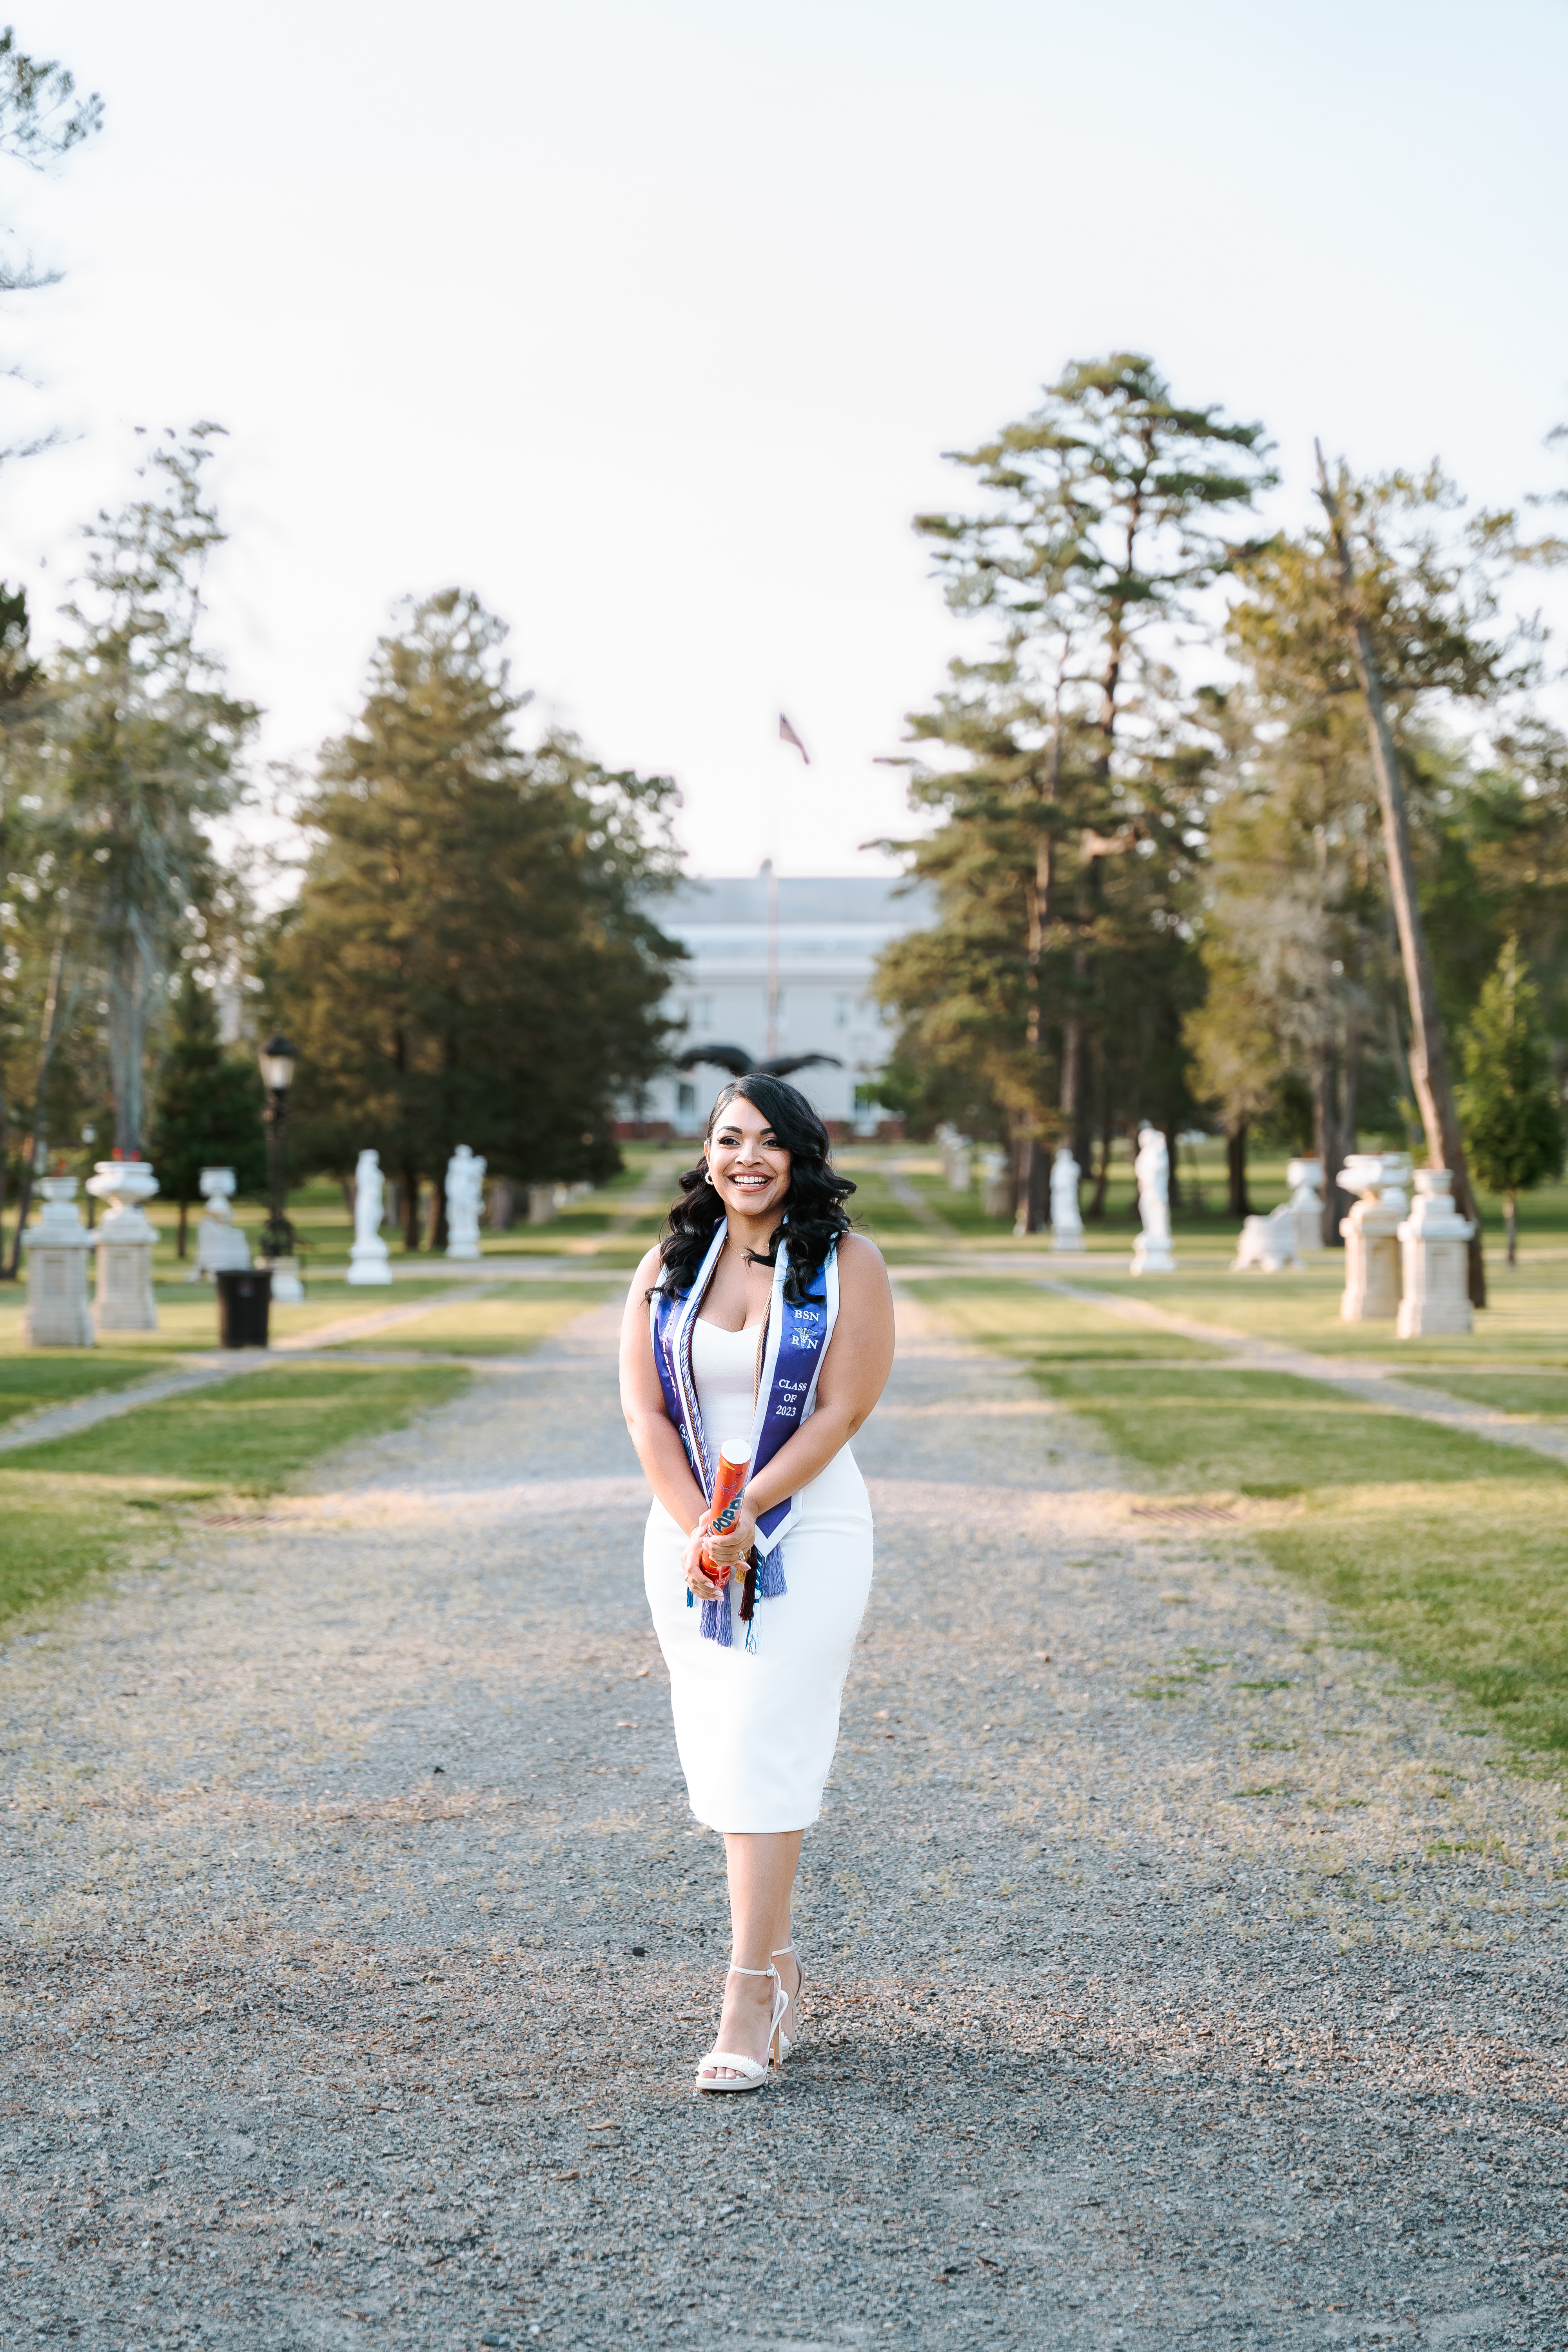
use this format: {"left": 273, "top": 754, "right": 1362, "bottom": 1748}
{"left": 626, "top": 1242, "right": 665, "bottom": 1300}
{"left": 837, "top": 1230, "right": 891, "bottom": 1287}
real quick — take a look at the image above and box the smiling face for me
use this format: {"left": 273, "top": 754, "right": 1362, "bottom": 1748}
{"left": 704, "top": 1091, "right": 792, "bottom": 1225}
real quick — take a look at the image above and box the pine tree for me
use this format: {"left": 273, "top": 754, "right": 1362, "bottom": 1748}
{"left": 1181, "top": 664, "right": 1398, "bottom": 1240}
{"left": 54, "top": 426, "right": 258, "bottom": 1153}
{"left": 884, "top": 354, "right": 1274, "bottom": 1225}
{"left": 0, "top": 583, "right": 45, "bottom": 1270}
{"left": 147, "top": 972, "right": 267, "bottom": 1256}
{"left": 271, "top": 590, "right": 681, "bottom": 1248}
{"left": 1457, "top": 942, "right": 1565, "bottom": 1266}
{"left": 1230, "top": 466, "right": 1551, "bottom": 1305}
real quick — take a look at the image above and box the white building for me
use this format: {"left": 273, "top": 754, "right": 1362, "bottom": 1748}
{"left": 626, "top": 867, "right": 934, "bottom": 1138}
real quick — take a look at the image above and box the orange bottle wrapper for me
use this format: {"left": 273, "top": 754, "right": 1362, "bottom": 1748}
{"left": 701, "top": 1445, "right": 751, "bottom": 1586}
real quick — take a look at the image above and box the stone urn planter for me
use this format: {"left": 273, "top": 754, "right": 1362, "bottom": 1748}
{"left": 194, "top": 1166, "right": 252, "bottom": 1279}
{"left": 22, "top": 1176, "right": 96, "bottom": 1347}
{"left": 86, "top": 1157, "right": 161, "bottom": 1334}
{"left": 1338, "top": 1152, "right": 1410, "bottom": 1322}
{"left": 1397, "top": 1169, "right": 1475, "bottom": 1339}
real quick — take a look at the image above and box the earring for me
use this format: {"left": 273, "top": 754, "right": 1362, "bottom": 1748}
{"left": 703, "top": 1167, "right": 716, "bottom": 1187}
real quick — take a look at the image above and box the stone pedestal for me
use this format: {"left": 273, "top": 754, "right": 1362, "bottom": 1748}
{"left": 1338, "top": 1153, "right": 1410, "bottom": 1323}
{"left": 86, "top": 1159, "right": 160, "bottom": 1334}
{"left": 1397, "top": 1169, "right": 1475, "bottom": 1339}
{"left": 22, "top": 1177, "right": 95, "bottom": 1347}
{"left": 1339, "top": 1201, "right": 1402, "bottom": 1320}
{"left": 1286, "top": 1156, "right": 1325, "bottom": 1256}
{"left": 347, "top": 1233, "right": 392, "bottom": 1284}
{"left": 258, "top": 1254, "right": 305, "bottom": 1304}
{"left": 194, "top": 1166, "right": 252, "bottom": 1279}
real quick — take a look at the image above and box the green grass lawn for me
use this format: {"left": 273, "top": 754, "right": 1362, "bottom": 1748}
{"left": 0, "top": 1351, "right": 173, "bottom": 1431}
{"left": 1258, "top": 1482, "right": 1568, "bottom": 1759}
{"left": 834, "top": 1152, "right": 933, "bottom": 1244}
{"left": 1036, "top": 1249, "right": 1568, "bottom": 1367}
{"left": 1388, "top": 1371, "right": 1568, "bottom": 1419}
{"left": 915, "top": 1276, "right": 1224, "bottom": 1363}
{"left": 0, "top": 1360, "right": 469, "bottom": 1629}
{"left": 0, "top": 1273, "right": 477, "bottom": 1360}
{"left": 1026, "top": 1363, "right": 1552, "bottom": 1496}
{"left": 921, "top": 1279, "right": 1568, "bottom": 1758}
{"left": 339, "top": 1280, "right": 622, "bottom": 1355}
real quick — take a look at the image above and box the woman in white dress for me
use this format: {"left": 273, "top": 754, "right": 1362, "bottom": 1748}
{"left": 619, "top": 1075, "right": 894, "bottom": 2093}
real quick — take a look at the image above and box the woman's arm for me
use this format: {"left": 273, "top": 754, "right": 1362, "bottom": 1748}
{"left": 619, "top": 1246, "right": 709, "bottom": 1534}
{"left": 702, "top": 1233, "right": 895, "bottom": 1567}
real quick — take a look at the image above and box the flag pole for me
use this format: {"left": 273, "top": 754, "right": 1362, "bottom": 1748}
{"left": 765, "top": 855, "right": 780, "bottom": 1058}
{"left": 771, "top": 716, "right": 810, "bottom": 1060}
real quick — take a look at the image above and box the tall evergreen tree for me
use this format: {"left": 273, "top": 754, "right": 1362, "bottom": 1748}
{"left": 1456, "top": 942, "right": 1565, "bottom": 1267}
{"left": 1423, "top": 722, "right": 1568, "bottom": 1055}
{"left": 1182, "top": 655, "right": 1404, "bottom": 1238}
{"left": 146, "top": 972, "right": 267, "bottom": 1256}
{"left": 0, "top": 27, "right": 102, "bottom": 1265}
{"left": 52, "top": 426, "right": 257, "bottom": 1153}
{"left": 1229, "top": 464, "right": 1550, "bottom": 1302}
{"left": 272, "top": 590, "right": 681, "bottom": 1248}
{"left": 882, "top": 355, "right": 1273, "bottom": 1223}
{"left": 0, "top": 582, "right": 45, "bottom": 1268}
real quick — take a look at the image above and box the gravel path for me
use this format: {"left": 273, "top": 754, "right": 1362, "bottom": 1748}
{"left": 3, "top": 1290, "right": 1566, "bottom": 2350}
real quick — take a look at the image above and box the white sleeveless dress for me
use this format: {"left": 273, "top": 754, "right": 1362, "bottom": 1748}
{"left": 642, "top": 1315, "right": 875, "bottom": 1833}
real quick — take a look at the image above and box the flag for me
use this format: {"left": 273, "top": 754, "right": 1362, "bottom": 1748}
{"left": 779, "top": 713, "right": 811, "bottom": 765}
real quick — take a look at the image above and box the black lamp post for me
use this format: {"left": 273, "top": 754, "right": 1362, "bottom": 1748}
{"left": 256, "top": 1033, "right": 299, "bottom": 1262}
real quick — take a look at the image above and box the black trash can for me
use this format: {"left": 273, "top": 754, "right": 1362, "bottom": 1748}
{"left": 215, "top": 1269, "right": 272, "bottom": 1349}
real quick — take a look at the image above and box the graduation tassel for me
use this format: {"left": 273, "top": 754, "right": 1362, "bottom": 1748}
{"left": 701, "top": 1585, "right": 733, "bottom": 1647}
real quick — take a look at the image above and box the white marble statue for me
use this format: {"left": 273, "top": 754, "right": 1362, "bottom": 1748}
{"left": 445, "top": 1144, "right": 487, "bottom": 1261}
{"left": 347, "top": 1148, "right": 393, "bottom": 1285}
{"left": 936, "top": 1123, "right": 972, "bottom": 1192}
{"left": 1050, "top": 1146, "right": 1085, "bottom": 1253}
{"left": 977, "top": 1146, "right": 1010, "bottom": 1219}
{"left": 194, "top": 1166, "right": 252, "bottom": 1279}
{"left": 1232, "top": 1202, "right": 1302, "bottom": 1273}
{"left": 1130, "top": 1124, "right": 1177, "bottom": 1275}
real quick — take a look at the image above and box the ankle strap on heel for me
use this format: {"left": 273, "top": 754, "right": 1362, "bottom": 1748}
{"left": 726, "top": 1961, "right": 778, "bottom": 1981}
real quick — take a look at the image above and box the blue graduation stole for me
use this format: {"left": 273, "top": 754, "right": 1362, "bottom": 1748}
{"left": 649, "top": 1218, "right": 840, "bottom": 1647}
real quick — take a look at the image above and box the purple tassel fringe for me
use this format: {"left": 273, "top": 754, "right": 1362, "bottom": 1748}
{"left": 701, "top": 1583, "right": 732, "bottom": 1646}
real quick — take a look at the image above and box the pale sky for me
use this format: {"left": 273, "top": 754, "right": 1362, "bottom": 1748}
{"left": 5, "top": 0, "right": 1567, "bottom": 881}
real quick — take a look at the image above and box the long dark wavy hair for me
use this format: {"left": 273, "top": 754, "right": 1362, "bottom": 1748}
{"left": 654, "top": 1074, "right": 856, "bottom": 1305}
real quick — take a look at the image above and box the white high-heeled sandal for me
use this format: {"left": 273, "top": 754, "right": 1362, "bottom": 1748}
{"left": 694, "top": 1962, "right": 789, "bottom": 2094}
{"left": 771, "top": 1941, "right": 803, "bottom": 2062}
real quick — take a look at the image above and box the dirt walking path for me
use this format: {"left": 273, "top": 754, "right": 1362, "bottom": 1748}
{"left": 2, "top": 1290, "right": 1565, "bottom": 2350}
